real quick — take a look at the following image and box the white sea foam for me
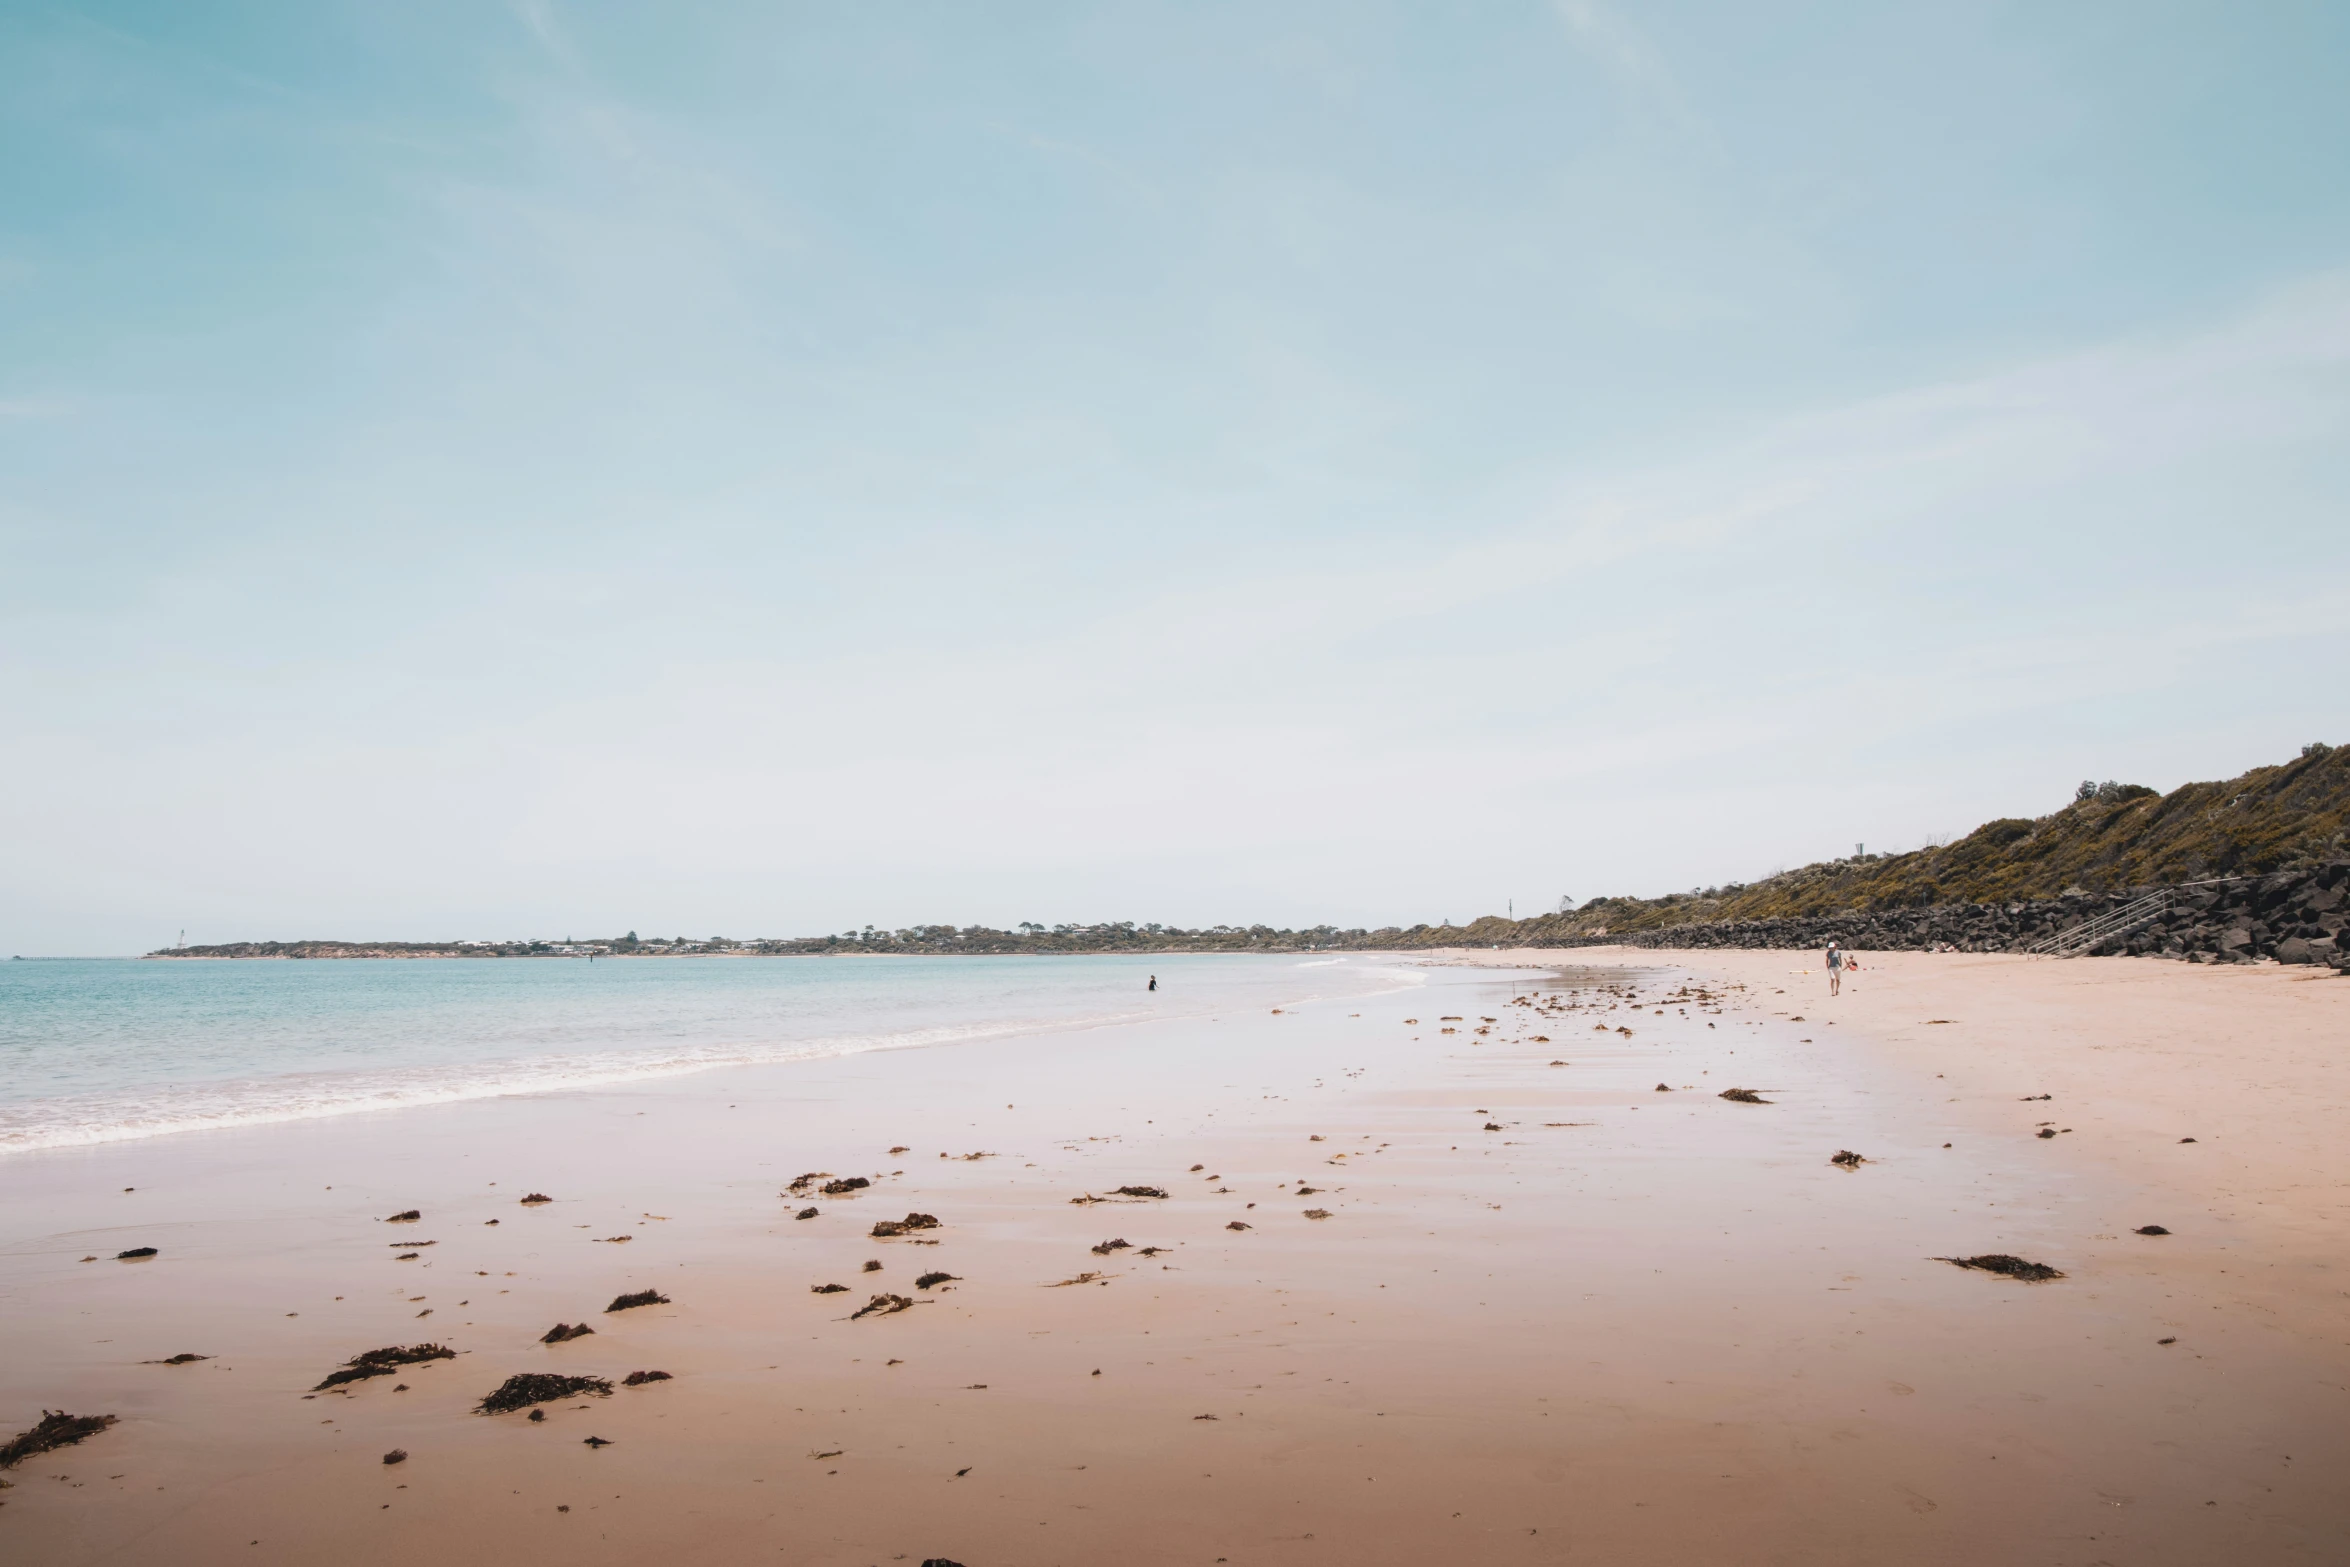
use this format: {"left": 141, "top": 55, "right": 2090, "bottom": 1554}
{"left": 0, "top": 1012, "right": 1146, "bottom": 1155}
{"left": 0, "top": 956, "right": 1433, "bottom": 1156}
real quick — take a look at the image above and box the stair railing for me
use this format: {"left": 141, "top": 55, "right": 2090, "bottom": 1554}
{"left": 2026, "top": 875, "right": 2252, "bottom": 958}
{"left": 2027, "top": 892, "right": 2172, "bottom": 956}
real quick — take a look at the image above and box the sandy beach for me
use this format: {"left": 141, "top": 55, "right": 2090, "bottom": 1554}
{"left": 4, "top": 950, "right": 2347, "bottom": 1566}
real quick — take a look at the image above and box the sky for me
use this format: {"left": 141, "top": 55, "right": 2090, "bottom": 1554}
{"left": 4, "top": 1, "right": 2349, "bottom": 953}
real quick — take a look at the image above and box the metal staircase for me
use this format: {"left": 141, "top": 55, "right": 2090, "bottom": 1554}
{"left": 2028, "top": 892, "right": 2174, "bottom": 957}
{"left": 2026, "top": 876, "right": 2249, "bottom": 958}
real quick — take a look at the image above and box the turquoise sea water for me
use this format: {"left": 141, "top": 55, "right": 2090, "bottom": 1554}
{"left": 0, "top": 954, "right": 1419, "bottom": 1154}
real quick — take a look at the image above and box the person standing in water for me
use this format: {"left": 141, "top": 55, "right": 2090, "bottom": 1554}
{"left": 1148, "top": 974, "right": 1157, "bottom": 992}
{"left": 1825, "top": 941, "right": 1845, "bottom": 996}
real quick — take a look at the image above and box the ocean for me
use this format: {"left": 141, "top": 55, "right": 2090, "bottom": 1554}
{"left": 0, "top": 953, "right": 1423, "bottom": 1155}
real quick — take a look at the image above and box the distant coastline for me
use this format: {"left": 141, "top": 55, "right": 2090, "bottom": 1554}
{"left": 142, "top": 742, "right": 2346, "bottom": 964}
{"left": 143, "top": 926, "right": 1389, "bottom": 959}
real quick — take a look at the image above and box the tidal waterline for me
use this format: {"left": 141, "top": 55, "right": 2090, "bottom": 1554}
{"left": 0, "top": 953, "right": 1424, "bottom": 1153}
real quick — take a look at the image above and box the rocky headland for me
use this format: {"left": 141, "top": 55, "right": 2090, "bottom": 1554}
{"left": 1532, "top": 861, "right": 2350, "bottom": 969}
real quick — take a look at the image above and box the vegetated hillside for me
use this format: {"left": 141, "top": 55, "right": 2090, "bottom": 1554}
{"left": 1490, "top": 741, "right": 2348, "bottom": 941}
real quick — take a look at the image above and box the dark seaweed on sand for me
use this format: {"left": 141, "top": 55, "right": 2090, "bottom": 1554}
{"left": 476, "top": 1372, "right": 613, "bottom": 1414}
{"left": 1, "top": 1411, "right": 117, "bottom": 1469}
{"left": 871, "top": 1213, "right": 941, "bottom": 1238}
{"left": 541, "top": 1322, "right": 596, "bottom": 1344}
{"left": 604, "top": 1289, "right": 670, "bottom": 1313}
{"left": 116, "top": 1246, "right": 159, "bottom": 1260}
{"left": 1938, "top": 1253, "right": 2065, "bottom": 1282}
{"left": 313, "top": 1343, "right": 456, "bottom": 1391}
{"left": 621, "top": 1370, "right": 671, "bottom": 1386}
{"left": 914, "top": 1271, "right": 960, "bottom": 1289}
{"left": 1718, "top": 1088, "right": 1771, "bottom": 1104}
{"left": 850, "top": 1293, "right": 913, "bottom": 1319}
{"left": 1111, "top": 1186, "right": 1169, "bottom": 1199}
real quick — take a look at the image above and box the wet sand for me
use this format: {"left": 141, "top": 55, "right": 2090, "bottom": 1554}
{"left": 3, "top": 953, "right": 2347, "bottom": 1565}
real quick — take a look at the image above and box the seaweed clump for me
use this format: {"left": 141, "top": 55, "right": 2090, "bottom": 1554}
{"left": 914, "top": 1271, "right": 960, "bottom": 1289}
{"left": 604, "top": 1290, "right": 670, "bottom": 1313}
{"left": 476, "top": 1373, "right": 613, "bottom": 1414}
{"left": 1938, "top": 1254, "right": 2065, "bottom": 1282}
{"left": 850, "top": 1293, "right": 913, "bottom": 1320}
{"left": 1718, "top": 1088, "right": 1771, "bottom": 1104}
{"left": 871, "top": 1213, "right": 941, "bottom": 1238}
{"left": 541, "top": 1322, "right": 595, "bottom": 1344}
{"left": 313, "top": 1343, "right": 456, "bottom": 1391}
{"left": 1111, "top": 1186, "right": 1169, "bottom": 1199}
{"left": 621, "top": 1370, "right": 671, "bottom": 1386}
{"left": 1, "top": 1412, "right": 117, "bottom": 1468}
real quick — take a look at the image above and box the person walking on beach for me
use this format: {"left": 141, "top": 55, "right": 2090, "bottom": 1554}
{"left": 1826, "top": 941, "right": 1845, "bottom": 996}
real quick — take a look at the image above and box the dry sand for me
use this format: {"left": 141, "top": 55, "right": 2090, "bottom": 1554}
{"left": 3, "top": 950, "right": 2346, "bottom": 1565}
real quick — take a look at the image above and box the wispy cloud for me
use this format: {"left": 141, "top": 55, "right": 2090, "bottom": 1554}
{"left": 1552, "top": 0, "right": 1697, "bottom": 128}
{"left": 1042, "top": 268, "right": 2350, "bottom": 675}
{"left": 510, "top": 0, "right": 584, "bottom": 75}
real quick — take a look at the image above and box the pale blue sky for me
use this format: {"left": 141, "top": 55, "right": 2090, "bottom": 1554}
{"left": 5, "top": 2, "right": 2347, "bottom": 952}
